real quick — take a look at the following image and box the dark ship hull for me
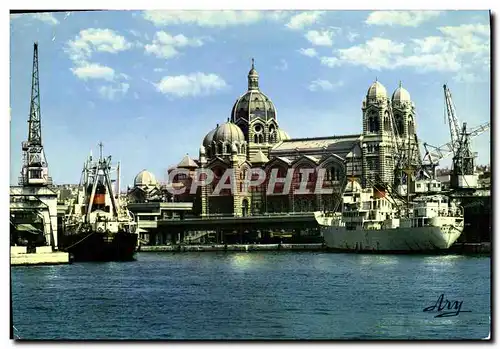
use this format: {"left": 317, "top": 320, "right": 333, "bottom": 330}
{"left": 60, "top": 230, "right": 138, "bottom": 262}
{"left": 458, "top": 194, "right": 492, "bottom": 243}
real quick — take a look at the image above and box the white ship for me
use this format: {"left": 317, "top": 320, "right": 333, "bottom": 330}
{"left": 314, "top": 181, "right": 464, "bottom": 252}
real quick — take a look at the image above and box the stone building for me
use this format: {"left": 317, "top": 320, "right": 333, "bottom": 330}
{"left": 132, "top": 60, "right": 421, "bottom": 217}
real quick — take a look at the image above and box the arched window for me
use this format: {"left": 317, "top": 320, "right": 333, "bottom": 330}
{"left": 218, "top": 143, "right": 223, "bottom": 154}
{"left": 241, "top": 144, "right": 246, "bottom": 154}
{"left": 226, "top": 144, "right": 231, "bottom": 154}
{"left": 368, "top": 114, "right": 379, "bottom": 133}
{"left": 408, "top": 121, "right": 415, "bottom": 135}
{"left": 395, "top": 114, "right": 404, "bottom": 135}
{"left": 254, "top": 134, "right": 259, "bottom": 143}
{"left": 384, "top": 116, "right": 390, "bottom": 132}
{"left": 258, "top": 135, "right": 263, "bottom": 143}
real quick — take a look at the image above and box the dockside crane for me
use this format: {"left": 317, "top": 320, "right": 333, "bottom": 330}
{"left": 19, "top": 42, "right": 52, "bottom": 187}
{"left": 421, "top": 84, "right": 489, "bottom": 190}
{"left": 11, "top": 42, "right": 59, "bottom": 250}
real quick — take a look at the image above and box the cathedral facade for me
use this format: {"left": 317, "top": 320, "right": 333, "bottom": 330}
{"left": 129, "top": 60, "right": 421, "bottom": 217}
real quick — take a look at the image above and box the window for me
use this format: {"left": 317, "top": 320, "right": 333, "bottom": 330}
{"left": 384, "top": 116, "right": 390, "bottom": 132}
{"left": 368, "top": 113, "right": 379, "bottom": 133}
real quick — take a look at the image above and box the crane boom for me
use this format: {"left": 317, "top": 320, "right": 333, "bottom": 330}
{"left": 443, "top": 84, "right": 462, "bottom": 151}
{"left": 422, "top": 121, "right": 490, "bottom": 167}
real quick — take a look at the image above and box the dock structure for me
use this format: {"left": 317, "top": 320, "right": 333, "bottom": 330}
{"left": 144, "top": 212, "right": 321, "bottom": 245}
{"left": 11, "top": 246, "right": 70, "bottom": 266}
{"left": 10, "top": 42, "right": 69, "bottom": 265}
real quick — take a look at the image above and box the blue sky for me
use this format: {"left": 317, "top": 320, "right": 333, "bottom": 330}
{"left": 9, "top": 10, "right": 491, "bottom": 187}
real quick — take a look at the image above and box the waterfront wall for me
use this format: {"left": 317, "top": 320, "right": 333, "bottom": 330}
{"left": 11, "top": 246, "right": 70, "bottom": 266}
{"left": 139, "top": 243, "right": 325, "bottom": 252}
{"left": 138, "top": 242, "right": 490, "bottom": 255}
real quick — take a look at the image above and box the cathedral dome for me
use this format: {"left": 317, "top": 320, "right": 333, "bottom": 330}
{"left": 367, "top": 80, "right": 388, "bottom": 99}
{"left": 231, "top": 59, "right": 277, "bottom": 123}
{"left": 134, "top": 170, "right": 158, "bottom": 188}
{"left": 212, "top": 121, "right": 246, "bottom": 144}
{"left": 202, "top": 126, "right": 217, "bottom": 147}
{"left": 277, "top": 128, "right": 291, "bottom": 141}
{"left": 392, "top": 82, "right": 411, "bottom": 103}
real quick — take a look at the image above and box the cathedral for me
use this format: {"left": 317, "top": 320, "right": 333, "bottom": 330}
{"left": 128, "top": 60, "right": 421, "bottom": 217}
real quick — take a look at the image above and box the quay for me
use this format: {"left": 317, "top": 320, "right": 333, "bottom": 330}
{"left": 139, "top": 243, "right": 324, "bottom": 252}
{"left": 448, "top": 242, "right": 491, "bottom": 255}
{"left": 11, "top": 246, "right": 70, "bottom": 266}
{"left": 138, "top": 242, "right": 490, "bottom": 255}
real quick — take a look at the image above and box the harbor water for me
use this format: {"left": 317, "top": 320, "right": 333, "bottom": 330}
{"left": 11, "top": 252, "right": 490, "bottom": 340}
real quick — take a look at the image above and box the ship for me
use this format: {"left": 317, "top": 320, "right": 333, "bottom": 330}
{"left": 59, "top": 143, "right": 138, "bottom": 262}
{"left": 314, "top": 180, "right": 464, "bottom": 253}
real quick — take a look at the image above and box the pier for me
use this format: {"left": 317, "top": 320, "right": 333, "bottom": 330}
{"left": 143, "top": 212, "right": 321, "bottom": 245}
{"left": 139, "top": 243, "right": 324, "bottom": 252}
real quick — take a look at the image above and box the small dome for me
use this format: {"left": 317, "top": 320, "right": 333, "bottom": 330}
{"left": 367, "top": 80, "right": 387, "bottom": 99}
{"left": 134, "top": 170, "right": 157, "bottom": 187}
{"left": 212, "top": 121, "right": 246, "bottom": 144}
{"left": 392, "top": 82, "right": 411, "bottom": 103}
{"left": 277, "top": 129, "right": 291, "bottom": 141}
{"left": 202, "top": 126, "right": 217, "bottom": 147}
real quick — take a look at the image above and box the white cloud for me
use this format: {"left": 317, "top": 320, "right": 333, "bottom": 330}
{"left": 285, "top": 11, "right": 324, "bottom": 30}
{"left": 143, "top": 10, "right": 270, "bottom": 27}
{"left": 319, "top": 23, "right": 490, "bottom": 79}
{"left": 347, "top": 32, "right": 359, "bottom": 42}
{"left": 145, "top": 31, "right": 204, "bottom": 59}
{"left": 268, "top": 10, "right": 290, "bottom": 22}
{"left": 399, "top": 53, "right": 461, "bottom": 72}
{"left": 308, "top": 79, "right": 344, "bottom": 92}
{"left": 366, "top": 11, "right": 442, "bottom": 27}
{"left": 437, "top": 24, "right": 490, "bottom": 55}
{"left": 305, "top": 30, "right": 335, "bottom": 46}
{"left": 320, "top": 56, "right": 340, "bottom": 67}
{"left": 276, "top": 59, "right": 288, "bottom": 71}
{"left": 412, "top": 36, "right": 450, "bottom": 54}
{"left": 11, "top": 12, "right": 59, "bottom": 25}
{"left": 65, "top": 28, "right": 132, "bottom": 64}
{"left": 154, "top": 73, "right": 227, "bottom": 98}
{"left": 70, "top": 63, "right": 115, "bottom": 81}
{"left": 98, "top": 83, "right": 130, "bottom": 100}
{"left": 299, "top": 48, "right": 318, "bottom": 57}
{"left": 337, "top": 37, "right": 405, "bottom": 70}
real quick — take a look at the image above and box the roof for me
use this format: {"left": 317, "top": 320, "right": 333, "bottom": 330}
{"left": 270, "top": 134, "right": 362, "bottom": 159}
{"left": 177, "top": 154, "right": 198, "bottom": 169}
{"left": 250, "top": 150, "right": 269, "bottom": 164}
{"left": 134, "top": 170, "right": 158, "bottom": 187}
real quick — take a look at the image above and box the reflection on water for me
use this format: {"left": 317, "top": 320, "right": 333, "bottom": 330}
{"left": 421, "top": 254, "right": 466, "bottom": 266}
{"left": 356, "top": 254, "right": 401, "bottom": 266}
{"left": 12, "top": 252, "right": 490, "bottom": 340}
